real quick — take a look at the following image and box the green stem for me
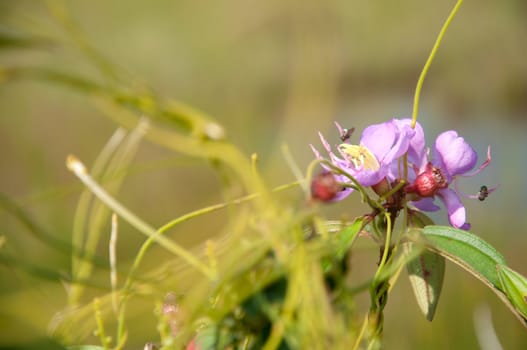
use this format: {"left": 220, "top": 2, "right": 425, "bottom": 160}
{"left": 69, "top": 128, "right": 127, "bottom": 307}
{"left": 93, "top": 298, "right": 111, "bottom": 350}
{"left": 66, "top": 155, "right": 216, "bottom": 280}
{"left": 411, "top": 0, "right": 464, "bottom": 128}
{"left": 379, "top": 180, "right": 406, "bottom": 202}
{"left": 375, "top": 212, "right": 392, "bottom": 278}
{"left": 366, "top": 212, "right": 393, "bottom": 348}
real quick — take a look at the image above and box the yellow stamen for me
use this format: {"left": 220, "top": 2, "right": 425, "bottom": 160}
{"left": 338, "top": 144, "right": 380, "bottom": 171}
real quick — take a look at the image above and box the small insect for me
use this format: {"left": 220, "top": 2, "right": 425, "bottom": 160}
{"left": 478, "top": 185, "right": 489, "bottom": 201}
{"left": 339, "top": 127, "right": 355, "bottom": 142}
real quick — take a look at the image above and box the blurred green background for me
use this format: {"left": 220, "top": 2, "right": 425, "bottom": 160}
{"left": 1, "top": 0, "right": 526, "bottom": 348}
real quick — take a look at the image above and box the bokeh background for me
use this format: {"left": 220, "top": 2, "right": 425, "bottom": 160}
{"left": 1, "top": 0, "right": 526, "bottom": 348}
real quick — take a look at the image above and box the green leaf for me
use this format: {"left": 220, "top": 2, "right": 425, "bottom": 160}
{"left": 421, "top": 225, "right": 506, "bottom": 288}
{"left": 67, "top": 346, "right": 105, "bottom": 350}
{"left": 419, "top": 225, "right": 527, "bottom": 329}
{"left": 335, "top": 217, "right": 365, "bottom": 260}
{"left": 405, "top": 244, "right": 445, "bottom": 321}
{"left": 497, "top": 265, "right": 527, "bottom": 319}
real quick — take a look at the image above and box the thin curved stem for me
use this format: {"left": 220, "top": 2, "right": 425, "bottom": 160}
{"left": 375, "top": 212, "right": 392, "bottom": 276}
{"left": 66, "top": 155, "right": 215, "bottom": 278}
{"left": 411, "top": 0, "right": 464, "bottom": 128}
{"left": 352, "top": 314, "right": 369, "bottom": 350}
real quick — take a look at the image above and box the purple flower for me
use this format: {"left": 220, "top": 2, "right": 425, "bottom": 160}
{"left": 311, "top": 118, "right": 493, "bottom": 230}
{"left": 311, "top": 118, "right": 419, "bottom": 199}
{"left": 407, "top": 130, "right": 492, "bottom": 229}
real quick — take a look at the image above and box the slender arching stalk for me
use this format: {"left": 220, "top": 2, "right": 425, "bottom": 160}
{"left": 411, "top": 0, "right": 464, "bottom": 128}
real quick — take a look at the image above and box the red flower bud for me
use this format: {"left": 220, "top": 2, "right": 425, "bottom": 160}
{"left": 405, "top": 163, "right": 448, "bottom": 197}
{"left": 311, "top": 172, "right": 341, "bottom": 201}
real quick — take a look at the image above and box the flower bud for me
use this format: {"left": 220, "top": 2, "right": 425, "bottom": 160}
{"left": 405, "top": 163, "right": 448, "bottom": 198}
{"left": 311, "top": 172, "right": 341, "bottom": 201}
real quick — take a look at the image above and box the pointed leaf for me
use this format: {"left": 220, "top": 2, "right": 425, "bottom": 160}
{"left": 497, "top": 265, "right": 527, "bottom": 319}
{"left": 421, "top": 225, "right": 506, "bottom": 287}
{"left": 335, "top": 217, "right": 365, "bottom": 260}
{"left": 418, "top": 225, "right": 527, "bottom": 329}
{"left": 405, "top": 244, "right": 445, "bottom": 321}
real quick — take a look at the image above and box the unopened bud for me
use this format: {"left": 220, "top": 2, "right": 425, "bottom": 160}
{"left": 405, "top": 163, "right": 447, "bottom": 198}
{"left": 311, "top": 172, "right": 341, "bottom": 202}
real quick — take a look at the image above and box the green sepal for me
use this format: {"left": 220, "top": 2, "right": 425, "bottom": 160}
{"left": 497, "top": 264, "right": 527, "bottom": 319}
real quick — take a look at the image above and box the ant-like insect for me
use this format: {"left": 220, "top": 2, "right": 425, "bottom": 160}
{"left": 339, "top": 127, "right": 355, "bottom": 142}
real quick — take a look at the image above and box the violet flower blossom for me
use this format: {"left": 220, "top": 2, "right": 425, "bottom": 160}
{"left": 311, "top": 117, "right": 493, "bottom": 230}
{"left": 406, "top": 130, "right": 492, "bottom": 230}
{"left": 310, "top": 118, "right": 418, "bottom": 200}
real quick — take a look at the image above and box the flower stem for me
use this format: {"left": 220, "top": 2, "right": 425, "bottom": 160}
{"left": 366, "top": 212, "right": 393, "bottom": 347}
{"left": 411, "top": 0, "right": 464, "bottom": 128}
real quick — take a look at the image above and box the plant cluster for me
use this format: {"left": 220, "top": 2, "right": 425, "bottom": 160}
{"left": 0, "top": 1, "right": 526, "bottom": 349}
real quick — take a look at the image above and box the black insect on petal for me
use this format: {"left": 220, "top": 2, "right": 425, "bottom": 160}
{"left": 339, "top": 127, "right": 355, "bottom": 142}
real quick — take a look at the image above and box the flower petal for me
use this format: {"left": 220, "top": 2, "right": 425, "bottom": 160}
{"left": 332, "top": 187, "right": 354, "bottom": 201}
{"left": 433, "top": 131, "right": 477, "bottom": 179}
{"left": 310, "top": 144, "right": 322, "bottom": 159}
{"left": 380, "top": 121, "right": 415, "bottom": 165}
{"left": 395, "top": 119, "right": 427, "bottom": 167}
{"left": 411, "top": 197, "right": 441, "bottom": 212}
{"left": 353, "top": 169, "right": 385, "bottom": 187}
{"left": 360, "top": 121, "right": 398, "bottom": 161}
{"left": 318, "top": 132, "right": 333, "bottom": 153}
{"left": 437, "top": 188, "right": 470, "bottom": 230}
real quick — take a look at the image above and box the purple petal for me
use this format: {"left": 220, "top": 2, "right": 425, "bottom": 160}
{"left": 359, "top": 119, "right": 415, "bottom": 168}
{"left": 318, "top": 132, "right": 333, "bottom": 153}
{"left": 310, "top": 144, "right": 333, "bottom": 174}
{"left": 331, "top": 187, "right": 354, "bottom": 201}
{"left": 411, "top": 197, "right": 441, "bottom": 212}
{"left": 310, "top": 144, "right": 322, "bottom": 159}
{"left": 329, "top": 152, "right": 350, "bottom": 170}
{"left": 353, "top": 169, "right": 385, "bottom": 187}
{"left": 437, "top": 188, "right": 470, "bottom": 229}
{"left": 360, "top": 121, "right": 398, "bottom": 161}
{"left": 380, "top": 122, "right": 415, "bottom": 165}
{"left": 433, "top": 131, "right": 477, "bottom": 179}
{"left": 395, "top": 119, "right": 427, "bottom": 167}
{"left": 386, "top": 158, "right": 402, "bottom": 182}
